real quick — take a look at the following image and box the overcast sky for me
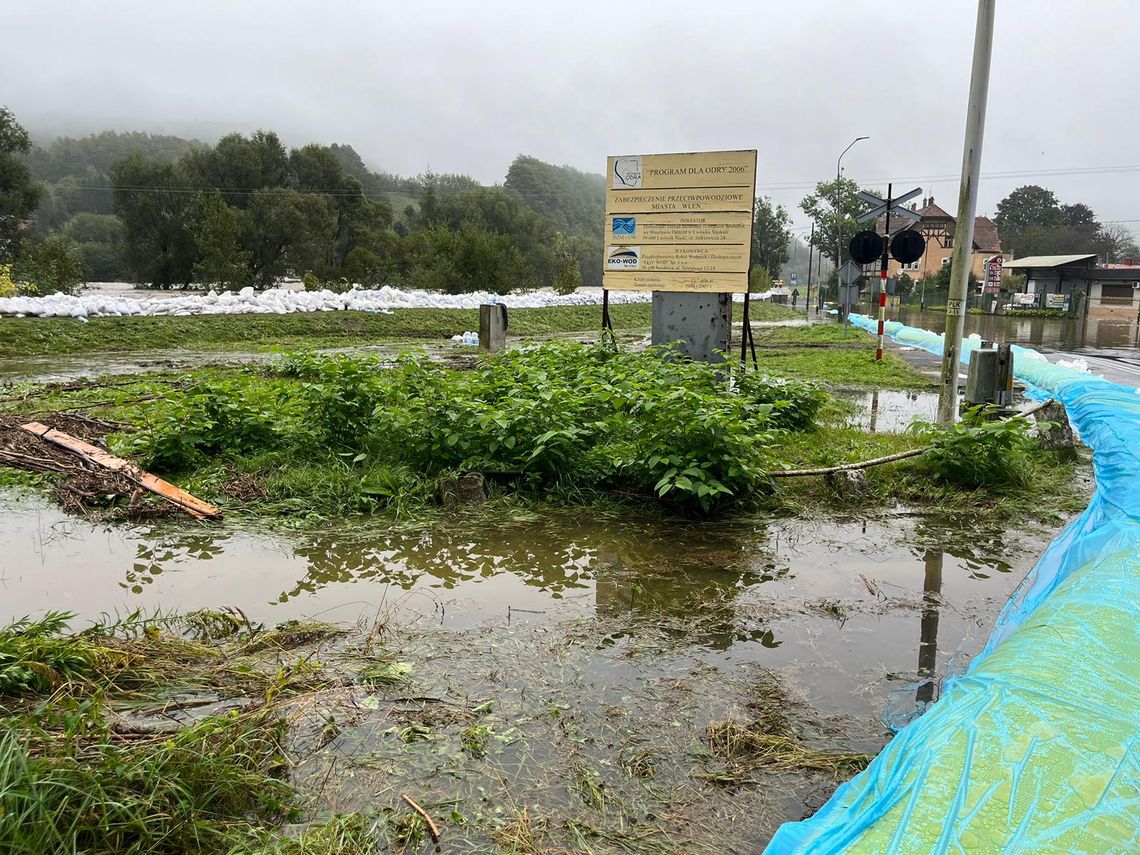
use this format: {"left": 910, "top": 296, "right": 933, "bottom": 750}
{"left": 6, "top": 0, "right": 1139, "bottom": 237}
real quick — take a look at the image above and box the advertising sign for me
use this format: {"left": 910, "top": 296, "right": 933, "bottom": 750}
{"left": 603, "top": 150, "right": 757, "bottom": 293}
{"left": 1012, "top": 292, "right": 1037, "bottom": 307}
{"left": 1045, "top": 293, "right": 1069, "bottom": 310}
{"left": 984, "top": 255, "right": 1003, "bottom": 294}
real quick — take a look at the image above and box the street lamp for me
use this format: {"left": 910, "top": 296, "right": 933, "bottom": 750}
{"left": 835, "top": 136, "right": 869, "bottom": 309}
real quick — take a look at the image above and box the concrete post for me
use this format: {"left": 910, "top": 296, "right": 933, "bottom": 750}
{"left": 479, "top": 303, "right": 507, "bottom": 353}
{"left": 651, "top": 292, "right": 732, "bottom": 363}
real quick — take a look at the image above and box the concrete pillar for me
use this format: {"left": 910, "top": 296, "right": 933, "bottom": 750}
{"left": 479, "top": 303, "right": 507, "bottom": 353}
{"left": 651, "top": 292, "right": 732, "bottom": 363}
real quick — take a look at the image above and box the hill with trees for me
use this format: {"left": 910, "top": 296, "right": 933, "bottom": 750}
{"left": 3, "top": 106, "right": 590, "bottom": 294}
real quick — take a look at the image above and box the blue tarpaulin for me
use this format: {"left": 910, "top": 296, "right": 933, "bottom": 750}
{"left": 765, "top": 315, "right": 1140, "bottom": 854}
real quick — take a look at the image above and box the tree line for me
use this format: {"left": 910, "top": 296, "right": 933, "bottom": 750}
{"left": 1, "top": 108, "right": 600, "bottom": 295}
{"left": 4, "top": 102, "right": 1134, "bottom": 298}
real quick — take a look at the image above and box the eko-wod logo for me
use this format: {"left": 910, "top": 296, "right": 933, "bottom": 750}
{"left": 606, "top": 245, "right": 641, "bottom": 270}
{"left": 612, "top": 156, "right": 643, "bottom": 189}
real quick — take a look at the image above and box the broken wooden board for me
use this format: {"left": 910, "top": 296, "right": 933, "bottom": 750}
{"left": 20, "top": 421, "right": 222, "bottom": 520}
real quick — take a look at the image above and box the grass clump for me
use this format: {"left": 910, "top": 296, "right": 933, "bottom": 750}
{"left": 705, "top": 720, "right": 869, "bottom": 775}
{"left": 0, "top": 710, "right": 294, "bottom": 854}
{"left": 705, "top": 673, "right": 869, "bottom": 777}
{"left": 0, "top": 611, "right": 97, "bottom": 694}
{"left": 0, "top": 610, "right": 378, "bottom": 854}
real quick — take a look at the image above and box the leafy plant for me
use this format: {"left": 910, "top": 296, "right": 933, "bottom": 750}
{"left": 736, "top": 372, "right": 827, "bottom": 431}
{"left": 123, "top": 381, "right": 279, "bottom": 471}
{"left": 914, "top": 406, "right": 1037, "bottom": 489}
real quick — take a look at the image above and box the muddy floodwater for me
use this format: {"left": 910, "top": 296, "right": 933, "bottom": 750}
{"left": 0, "top": 488, "right": 1072, "bottom": 849}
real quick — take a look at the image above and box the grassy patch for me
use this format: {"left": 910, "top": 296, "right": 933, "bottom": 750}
{"left": 0, "top": 610, "right": 406, "bottom": 854}
{"left": 0, "top": 303, "right": 657, "bottom": 358}
{"left": 770, "top": 419, "right": 1087, "bottom": 522}
{"left": 759, "top": 347, "right": 932, "bottom": 389}
{"left": 752, "top": 323, "right": 934, "bottom": 388}
{"left": 0, "top": 334, "right": 1080, "bottom": 523}
{"left": 0, "top": 301, "right": 807, "bottom": 358}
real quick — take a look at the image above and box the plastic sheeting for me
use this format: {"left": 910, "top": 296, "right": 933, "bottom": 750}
{"left": 765, "top": 315, "right": 1140, "bottom": 854}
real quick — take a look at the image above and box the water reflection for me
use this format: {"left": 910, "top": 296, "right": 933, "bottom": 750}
{"left": 916, "top": 549, "right": 943, "bottom": 705}
{"left": 123, "top": 531, "right": 234, "bottom": 593}
{"left": 895, "top": 307, "right": 1140, "bottom": 356}
{"left": 283, "top": 529, "right": 596, "bottom": 602}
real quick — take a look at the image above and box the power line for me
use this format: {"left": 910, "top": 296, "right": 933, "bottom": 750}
{"left": 49, "top": 162, "right": 1140, "bottom": 198}
{"left": 761, "top": 163, "right": 1140, "bottom": 192}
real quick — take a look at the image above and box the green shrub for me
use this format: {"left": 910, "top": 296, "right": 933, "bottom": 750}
{"left": 292, "top": 354, "right": 390, "bottom": 452}
{"left": 736, "top": 373, "right": 827, "bottom": 431}
{"left": 915, "top": 406, "right": 1037, "bottom": 489}
{"left": 12, "top": 236, "right": 85, "bottom": 295}
{"left": 366, "top": 342, "right": 797, "bottom": 512}
{"left": 123, "top": 382, "right": 278, "bottom": 471}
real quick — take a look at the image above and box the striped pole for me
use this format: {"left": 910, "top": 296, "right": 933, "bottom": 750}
{"left": 877, "top": 271, "right": 887, "bottom": 360}
{"left": 877, "top": 182, "right": 892, "bottom": 361}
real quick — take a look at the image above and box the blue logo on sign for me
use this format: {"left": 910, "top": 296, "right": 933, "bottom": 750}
{"left": 612, "top": 217, "right": 636, "bottom": 236}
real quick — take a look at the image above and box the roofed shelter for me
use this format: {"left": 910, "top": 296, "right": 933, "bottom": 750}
{"left": 1006, "top": 254, "right": 1140, "bottom": 318}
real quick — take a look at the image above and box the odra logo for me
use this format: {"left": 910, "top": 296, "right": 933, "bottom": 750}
{"left": 612, "top": 156, "right": 643, "bottom": 189}
{"left": 606, "top": 245, "right": 641, "bottom": 270}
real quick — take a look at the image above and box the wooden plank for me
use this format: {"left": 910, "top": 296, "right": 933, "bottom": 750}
{"left": 20, "top": 422, "right": 222, "bottom": 520}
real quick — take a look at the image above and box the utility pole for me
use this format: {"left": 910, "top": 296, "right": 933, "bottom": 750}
{"left": 835, "top": 137, "right": 869, "bottom": 305}
{"left": 937, "top": 0, "right": 996, "bottom": 423}
{"left": 806, "top": 222, "right": 815, "bottom": 317}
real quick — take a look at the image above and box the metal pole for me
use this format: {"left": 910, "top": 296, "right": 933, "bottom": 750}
{"left": 937, "top": 0, "right": 996, "bottom": 423}
{"left": 806, "top": 222, "right": 815, "bottom": 317}
{"left": 835, "top": 136, "right": 869, "bottom": 310}
{"left": 877, "top": 183, "right": 892, "bottom": 361}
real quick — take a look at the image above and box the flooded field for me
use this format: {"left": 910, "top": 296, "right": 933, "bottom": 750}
{"left": 0, "top": 489, "right": 1071, "bottom": 850}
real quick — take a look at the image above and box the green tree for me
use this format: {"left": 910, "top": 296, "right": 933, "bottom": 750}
{"left": 12, "top": 235, "right": 85, "bottom": 295}
{"left": 799, "top": 177, "right": 872, "bottom": 266}
{"left": 60, "top": 212, "right": 127, "bottom": 280}
{"left": 504, "top": 155, "right": 605, "bottom": 240}
{"left": 0, "top": 106, "right": 41, "bottom": 261}
{"left": 110, "top": 154, "right": 198, "bottom": 287}
{"left": 1095, "top": 223, "right": 1140, "bottom": 263}
{"left": 239, "top": 188, "right": 333, "bottom": 287}
{"left": 409, "top": 221, "right": 527, "bottom": 294}
{"left": 190, "top": 192, "right": 251, "bottom": 289}
{"left": 751, "top": 196, "right": 791, "bottom": 277}
{"left": 413, "top": 181, "right": 579, "bottom": 292}
{"left": 25, "top": 131, "right": 203, "bottom": 230}
{"left": 994, "top": 185, "right": 1063, "bottom": 233}
{"left": 183, "top": 131, "right": 289, "bottom": 208}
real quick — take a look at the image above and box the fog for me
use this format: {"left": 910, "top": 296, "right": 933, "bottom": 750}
{"left": 6, "top": 0, "right": 1138, "bottom": 233}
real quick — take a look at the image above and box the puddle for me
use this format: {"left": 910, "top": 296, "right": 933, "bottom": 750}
{"left": 836, "top": 388, "right": 939, "bottom": 432}
{"left": 1, "top": 496, "right": 1039, "bottom": 707}
{"left": 0, "top": 494, "right": 1067, "bottom": 849}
